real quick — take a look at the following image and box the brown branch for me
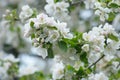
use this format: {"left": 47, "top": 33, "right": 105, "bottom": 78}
{"left": 87, "top": 54, "right": 105, "bottom": 69}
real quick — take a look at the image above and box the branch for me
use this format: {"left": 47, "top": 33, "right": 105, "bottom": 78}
{"left": 116, "top": 62, "right": 120, "bottom": 69}
{"left": 87, "top": 54, "right": 105, "bottom": 69}
{"left": 71, "top": 0, "right": 84, "bottom": 6}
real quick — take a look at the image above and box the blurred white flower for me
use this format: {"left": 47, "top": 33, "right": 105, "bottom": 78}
{"left": 18, "top": 54, "right": 46, "bottom": 76}
{"left": 56, "top": 22, "right": 73, "bottom": 39}
{"left": 88, "top": 72, "right": 109, "bottom": 80}
{"left": 3, "top": 54, "right": 19, "bottom": 62}
{"left": 31, "top": 46, "right": 48, "bottom": 59}
{"left": 44, "top": 0, "right": 70, "bottom": 22}
{"left": 94, "top": 2, "right": 111, "bottom": 21}
{"left": 51, "top": 61, "right": 65, "bottom": 80}
{"left": 82, "top": 44, "right": 89, "bottom": 52}
{"left": 19, "top": 5, "right": 33, "bottom": 22}
{"left": 45, "top": 30, "right": 60, "bottom": 43}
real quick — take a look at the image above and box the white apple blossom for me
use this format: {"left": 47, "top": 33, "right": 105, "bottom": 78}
{"left": 84, "top": 0, "right": 96, "bottom": 9}
{"left": 51, "top": 61, "right": 65, "bottom": 80}
{"left": 0, "top": 1, "right": 120, "bottom": 80}
{"left": 0, "top": 51, "right": 19, "bottom": 79}
{"left": 19, "top": 5, "right": 33, "bottom": 22}
{"left": 102, "top": 23, "right": 115, "bottom": 35}
{"left": 31, "top": 46, "right": 48, "bottom": 59}
{"left": 56, "top": 21, "right": 73, "bottom": 39}
{"left": 18, "top": 54, "right": 47, "bottom": 76}
{"left": 23, "top": 13, "right": 73, "bottom": 59}
{"left": 82, "top": 44, "right": 89, "bottom": 52}
{"left": 18, "top": 65, "right": 40, "bottom": 77}
{"left": 88, "top": 72, "right": 109, "bottom": 80}
{"left": 45, "top": 30, "right": 60, "bottom": 43}
{"left": 44, "top": 0, "right": 71, "bottom": 22}
{"left": 3, "top": 54, "right": 19, "bottom": 62}
{"left": 24, "top": 22, "right": 32, "bottom": 37}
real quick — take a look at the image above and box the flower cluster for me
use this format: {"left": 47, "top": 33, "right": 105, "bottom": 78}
{"left": 82, "top": 72, "right": 109, "bottom": 80}
{"left": 0, "top": 51, "right": 19, "bottom": 80}
{"left": 0, "top": 0, "right": 120, "bottom": 80}
{"left": 19, "top": 5, "right": 34, "bottom": 22}
{"left": 82, "top": 23, "right": 120, "bottom": 64}
{"left": 84, "top": 0, "right": 120, "bottom": 21}
{"left": 23, "top": 12, "right": 73, "bottom": 58}
{"left": 94, "top": 2, "right": 111, "bottom": 21}
{"left": 44, "top": 0, "right": 71, "bottom": 22}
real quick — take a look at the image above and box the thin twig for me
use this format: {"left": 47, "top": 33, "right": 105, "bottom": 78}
{"left": 71, "top": 0, "right": 84, "bottom": 6}
{"left": 87, "top": 54, "right": 105, "bottom": 69}
{"left": 116, "top": 62, "right": 120, "bottom": 69}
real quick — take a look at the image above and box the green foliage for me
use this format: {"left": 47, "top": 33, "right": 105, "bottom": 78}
{"left": 7, "top": 63, "right": 19, "bottom": 77}
{"left": 68, "top": 6, "right": 75, "bottom": 13}
{"left": 109, "top": 3, "right": 120, "bottom": 8}
{"left": 98, "top": 0, "right": 112, "bottom": 3}
{"left": 31, "top": 8, "right": 37, "bottom": 18}
{"left": 109, "top": 70, "right": 120, "bottom": 80}
{"left": 54, "top": 0, "right": 62, "bottom": 3}
{"left": 66, "top": 65, "right": 75, "bottom": 74}
{"left": 107, "top": 12, "right": 115, "bottom": 22}
{"left": 63, "top": 32, "right": 83, "bottom": 47}
{"left": 47, "top": 26, "right": 58, "bottom": 30}
{"left": 30, "top": 21, "right": 34, "bottom": 28}
{"left": 80, "top": 52, "right": 88, "bottom": 67}
{"left": 108, "top": 34, "right": 119, "bottom": 42}
{"left": 58, "top": 41, "right": 68, "bottom": 52}
{"left": 19, "top": 72, "right": 46, "bottom": 80}
{"left": 31, "top": 33, "right": 35, "bottom": 39}
{"left": 47, "top": 47, "right": 54, "bottom": 58}
{"left": 66, "top": 64, "right": 92, "bottom": 80}
{"left": 43, "top": 42, "right": 54, "bottom": 58}
{"left": 76, "top": 67, "right": 87, "bottom": 78}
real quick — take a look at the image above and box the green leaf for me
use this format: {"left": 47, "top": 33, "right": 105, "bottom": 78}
{"left": 54, "top": 0, "right": 61, "bottom": 3}
{"left": 31, "top": 8, "right": 37, "bottom": 18}
{"left": 31, "top": 33, "right": 35, "bottom": 39}
{"left": 108, "top": 34, "right": 119, "bottom": 42}
{"left": 47, "top": 26, "right": 57, "bottom": 30}
{"left": 76, "top": 67, "right": 87, "bottom": 78}
{"left": 16, "top": 27, "right": 21, "bottom": 32}
{"left": 30, "top": 21, "right": 34, "bottom": 28}
{"left": 68, "top": 6, "right": 75, "bottom": 12}
{"left": 80, "top": 52, "right": 88, "bottom": 67}
{"left": 66, "top": 65, "right": 75, "bottom": 73}
{"left": 19, "top": 72, "right": 45, "bottom": 80}
{"left": 47, "top": 47, "right": 54, "bottom": 58}
{"left": 98, "top": 0, "right": 112, "bottom": 3}
{"left": 109, "top": 3, "right": 120, "bottom": 8}
{"left": 9, "top": 26, "right": 15, "bottom": 32}
{"left": 58, "top": 41, "right": 68, "bottom": 52}
{"left": 108, "top": 12, "right": 115, "bottom": 22}
{"left": 7, "top": 63, "right": 18, "bottom": 76}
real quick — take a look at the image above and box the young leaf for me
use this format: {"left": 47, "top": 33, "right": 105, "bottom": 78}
{"left": 80, "top": 52, "right": 88, "bottom": 67}
{"left": 66, "top": 65, "right": 75, "bottom": 73}
{"left": 54, "top": 0, "right": 61, "bottom": 3}
{"left": 47, "top": 47, "right": 54, "bottom": 58}
{"left": 109, "top": 3, "right": 120, "bottom": 8}
{"left": 58, "top": 41, "right": 68, "bottom": 52}
{"left": 30, "top": 21, "right": 34, "bottom": 28}
{"left": 108, "top": 34, "right": 119, "bottom": 42}
{"left": 108, "top": 12, "right": 115, "bottom": 22}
